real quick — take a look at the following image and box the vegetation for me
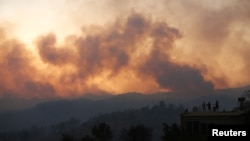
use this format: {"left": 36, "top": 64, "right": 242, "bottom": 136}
{"left": 0, "top": 101, "right": 189, "bottom": 141}
{"left": 91, "top": 122, "right": 113, "bottom": 141}
{"left": 120, "top": 124, "right": 152, "bottom": 141}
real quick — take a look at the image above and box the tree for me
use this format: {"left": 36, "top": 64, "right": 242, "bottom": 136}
{"left": 159, "top": 101, "right": 166, "bottom": 108}
{"left": 120, "top": 124, "right": 152, "bottom": 141}
{"left": 162, "top": 123, "right": 170, "bottom": 141}
{"left": 61, "top": 133, "right": 76, "bottom": 141}
{"left": 91, "top": 122, "right": 112, "bottom": 141}
{"left": 162, "top": 123, "right": 181, "bottom": 141}
{"left": 81, "top": 135, "right": 94, "bottom": 141}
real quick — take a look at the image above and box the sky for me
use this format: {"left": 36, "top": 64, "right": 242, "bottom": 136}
{"left": 0, "top": 0, "right": 249, "bottom": 99}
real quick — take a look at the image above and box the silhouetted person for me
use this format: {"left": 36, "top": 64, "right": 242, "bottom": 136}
{"left": 202, "top": 101, "right": 206, "bottom": 112}
{"left": 207, "top": 102, "right": 211, "bottom": 111}
{"left": 213, "top": 100, "right": 219, "bottom": 111}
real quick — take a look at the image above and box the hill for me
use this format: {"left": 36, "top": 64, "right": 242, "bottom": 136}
{"left": 0, "top": 86, "right": 249, "bottom": 132}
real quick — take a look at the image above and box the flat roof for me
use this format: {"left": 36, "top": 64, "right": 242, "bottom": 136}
{"left": 180, "top": 110, "right": 248, "bottom": 117}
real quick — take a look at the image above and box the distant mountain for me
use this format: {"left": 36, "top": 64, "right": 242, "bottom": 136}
{"left": 0, "top": 93, "right": 111, "bottom": 113}
{"left": 0, "top": 97, "right": 47, "bottom": 113}
{"left": 0, "top": 86, "right": 249, "bottom": 132}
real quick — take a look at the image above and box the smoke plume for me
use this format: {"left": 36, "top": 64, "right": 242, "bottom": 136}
{"left": 1, "top": 0, "right": 250, "bottom": 98}
{"left": 0, "top": 13, "right": 215, "bottom": 98}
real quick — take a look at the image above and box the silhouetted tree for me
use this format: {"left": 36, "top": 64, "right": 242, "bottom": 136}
{"left": 81, "top": 135, "right": 94, "bottom": 141}
{"left": 161, "top": 123, "right": 170, "bottom": 141}
{"left": 120, "top": 124, "right": 152, "bottom": 141}
{"left": 162, "top": 123, "right": 181, "bottom": 141}
{"left": 91, "top": 122, "right": 112, "bottom": 141}
{"left": 159, "top": 101, "right": 166, "bottom": 108}
{"left": 61, "top": 133, "right": 76, "bottom": 141}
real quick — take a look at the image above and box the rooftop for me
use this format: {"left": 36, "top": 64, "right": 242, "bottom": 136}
{"left": 181, "top": 110, "right": 248, "bottom": 117}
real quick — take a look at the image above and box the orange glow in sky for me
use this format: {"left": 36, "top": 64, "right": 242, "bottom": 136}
{"left": 0, "top": 0, "right": 249, "bottom": 98}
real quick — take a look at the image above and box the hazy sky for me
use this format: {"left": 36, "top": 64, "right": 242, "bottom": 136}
{"left": 0, "top": 0, "right": 249, "bottom": 98}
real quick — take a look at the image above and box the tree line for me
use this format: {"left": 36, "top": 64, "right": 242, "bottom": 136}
{"left": 62, "top": 122, "right": 203, "bottom": 141}
{"left": 0, "top": 101, "right": 203, "bottom": 141}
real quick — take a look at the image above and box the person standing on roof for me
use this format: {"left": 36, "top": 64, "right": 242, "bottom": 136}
{"left": 202, "top": 101, "right": 206, "bottom": 112}
{"left": 214, "top": 100, "right": 219, "bottom": 111}
{"left": 207, "top": 101, "right": 211, "bottom": 111}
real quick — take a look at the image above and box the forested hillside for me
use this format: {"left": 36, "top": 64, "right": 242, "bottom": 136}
{"left": 0, "top": 101, "right": 184, "bottom": 141}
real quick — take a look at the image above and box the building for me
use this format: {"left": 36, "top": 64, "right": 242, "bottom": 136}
{"left": 180, "top": 97, "right": 250, "bottom": 136}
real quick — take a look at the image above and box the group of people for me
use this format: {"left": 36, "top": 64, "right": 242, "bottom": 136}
{"left": 202, "top": 100, "right": 219, "bottom": 112}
